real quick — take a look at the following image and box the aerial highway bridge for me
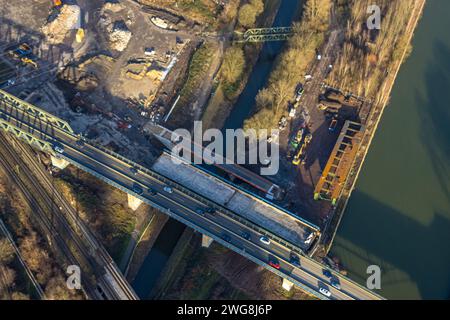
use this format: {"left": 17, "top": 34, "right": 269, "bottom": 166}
{"left": 0, "top": 89, "right": 383, "bottom": 300}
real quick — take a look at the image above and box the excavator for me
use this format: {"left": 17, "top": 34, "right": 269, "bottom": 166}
{"left": 292, "top": 133, "right": 312, "bottom": 166}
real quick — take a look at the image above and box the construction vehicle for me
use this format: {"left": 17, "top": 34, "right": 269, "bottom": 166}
{"left": 21, "top": 57, "right": 38, "bottom": 68}
{"left": 324, "top": 90, "right": 361, "bottom": 108}
{"left": 76, "top": 28, "right": 85, "bottom": 43}
{"left": 292, "top": 133, "right": 312, "bottom": 166}
{"left": 329, "top": 117, "right": 338, "bottom": 132}
{"left": 9, "top": 43, "right": 32, "bottom": 59}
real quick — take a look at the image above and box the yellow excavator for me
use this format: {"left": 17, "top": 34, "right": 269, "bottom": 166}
{"left": 292, "top": 134, "right": 312, "bottom": 166}
{"left": 21, "top": 57, "right": 38, "bottom": 68}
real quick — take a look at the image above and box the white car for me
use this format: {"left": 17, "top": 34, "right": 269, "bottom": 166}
{"left": 54, "top": 145, "right": 64, "bottom": 154}
{"left": 164, "top": 186, "right": 173, "bottom": 193}
{"left": 319, "top": 287, "right": 331, "bottom": 297}
{"left": 259, "top": 236, "right": 271, "bottom": 245}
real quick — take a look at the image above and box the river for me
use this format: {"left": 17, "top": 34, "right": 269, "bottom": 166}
{"left": 331, "top": 0, "right": 450, "bottom": 299}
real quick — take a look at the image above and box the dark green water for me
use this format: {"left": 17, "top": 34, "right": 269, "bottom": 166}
{"left": 331, "top": 0, "right": 450, "bottom": 299}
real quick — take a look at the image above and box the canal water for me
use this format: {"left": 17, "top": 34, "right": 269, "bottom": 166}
{"left": 331, "top": 0, "right": 450, "bottom": 299}
{"left": 131, "top": 0, "right": 301, "bottom": 299}
{"left": 223, "top": 0, "right": 302, "bottom": 130}
{"left": 131, "top": 218, "right": 185, "bottom": 298}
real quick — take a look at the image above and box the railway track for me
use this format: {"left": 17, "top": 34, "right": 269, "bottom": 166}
{"left": 0, "top": 134, "right": 138, "bottom": 300}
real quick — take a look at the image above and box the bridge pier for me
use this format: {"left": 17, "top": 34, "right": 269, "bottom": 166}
{"left": 51, "top": 156, "right": 69, "bottom": 170}
{"left": 127, "top": 194, "right": 143, "bottom": 211}
{"left": 201, "top": 234, "right": 214, "bottom": 248}
{"left": 282, "top": 278, "right": 294, "bottom": 292}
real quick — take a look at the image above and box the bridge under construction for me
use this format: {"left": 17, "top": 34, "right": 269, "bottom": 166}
{"left": 0, "top": 89, "right": 382, "bottom": 300}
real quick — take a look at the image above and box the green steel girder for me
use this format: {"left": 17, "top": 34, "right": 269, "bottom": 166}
{"left": 0, "top": 118, "right": 54, "bottom": 155}
{"left": 0, "top": 89, "right": 74, "bottom": 134}
{"left": 243, "top": 27, "right": 293, "bottom": 37}
{"left": 244, "top": 33, "right": 293, "bottom": 43}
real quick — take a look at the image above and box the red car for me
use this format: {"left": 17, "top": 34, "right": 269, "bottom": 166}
{"left": 269, "top": 260, "right": 280, "bottom": 270}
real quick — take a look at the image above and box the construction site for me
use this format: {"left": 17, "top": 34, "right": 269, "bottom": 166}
{"left": 0, "top": 0, "right": 426, "bottom": 302}
{"left": 0, "top": 0, "right": 364, "bottom": 297}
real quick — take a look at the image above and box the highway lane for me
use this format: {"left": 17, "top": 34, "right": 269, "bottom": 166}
{"left": 54, "top": 130, "right": 381, "bottom": 300}
{"left": 0, "top": 104, "right": 383, "bottom": 300}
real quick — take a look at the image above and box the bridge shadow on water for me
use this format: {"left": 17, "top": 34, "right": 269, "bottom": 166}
{"left": 333, "top": 190, "right": 450, "bottom": 299}
{"left": 334, "top": 40, "right": 450, "bottom": 300}
{"left": 417, "top": 40, "right": 450, "bottom": 204}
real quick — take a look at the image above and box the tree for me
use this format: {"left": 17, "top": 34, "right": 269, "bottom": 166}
{"left": 250, "top": 0, "right": 265, "bottom": 15}
{"left": 238, "top": 4, "right": 257, "bottom": 28}
{"left": 221, "top": 46, "right": 245, "bottom": 84}
{"left": 0, "top": 238, "right": 14, "bottom": 264}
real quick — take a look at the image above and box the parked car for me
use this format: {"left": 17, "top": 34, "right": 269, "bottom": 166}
{"left": 163, "top": 186, "right": 173, "bottom": 193}
{"left": 329, "top": 118, "right": 338, "bottom": 132}
{"left": 295, "top": 83, "right": 304, "bottom": 101}
{"left": 259, "top": 236, "right": 271, "bottom": 245}
{"left": 288, "top": 104, "right": 296, "bottom": 118}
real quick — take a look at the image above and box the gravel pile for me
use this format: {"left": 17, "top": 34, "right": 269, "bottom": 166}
{"left": 41, "top": 5, "right": 81, "bottom": 44}
{"left": 108, "top": 20, "right": 132, "bottom": 52}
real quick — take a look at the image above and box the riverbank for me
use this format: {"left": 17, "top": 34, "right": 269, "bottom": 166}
{"left": 322, "top": 0, "right": 427, "bottom": 253}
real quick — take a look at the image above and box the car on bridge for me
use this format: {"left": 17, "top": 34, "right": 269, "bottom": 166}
{"left": 289, "top": 253, "right": 301, "bottom": 266}
{"left": 319, "top": 287, "right": 331, "bottom": 297}
{"left": 130, "top": 167, "right": 138, "bottom": 175}
{"left": 330, "top": 277, "right": 341, "bottom": 290}
{"left": 259, "top": 236, "right": 271, "bottom": 245}
{"left": 132, "top": 183, "right": 144, "bottom": 195}
{"left": 76, "top": 139, "right": 85, "bottom": 148}
{"left": 53, "top": 143, "right": 64, "bottom": 154}
{"left": 323, "top": 269, "right": 332, "bottom": 278}
{"left": 268, "top": 257, "right": 280, "bottom": 270}
{"left": 195, "top": 208, "right": 205, "bottom": 216}
{"left": 148, "top": 188, "right": 157, "bottom": 196}
{"left": 164, "top": 186, "right": 173, "bottom": 193}
{"left": 222, "top": 234, "right": 232, "bottom": 243}
{"left": 241, "top": 231, "right": 251, "bottom": 241}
